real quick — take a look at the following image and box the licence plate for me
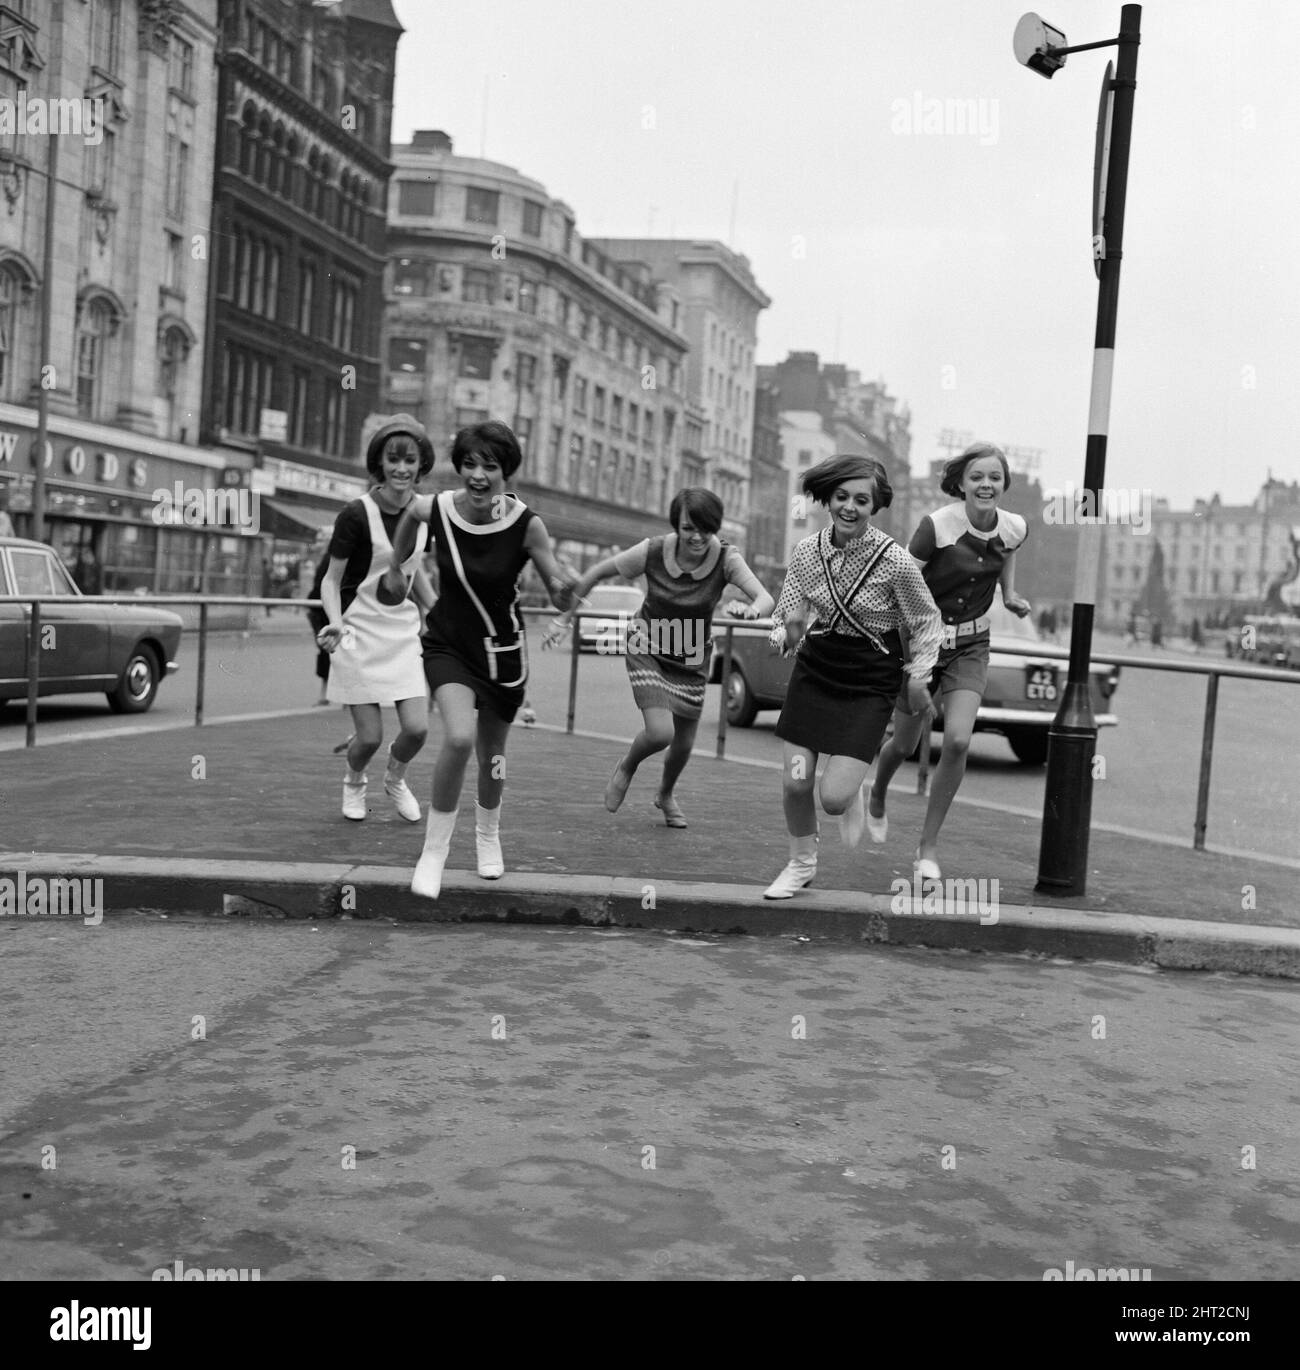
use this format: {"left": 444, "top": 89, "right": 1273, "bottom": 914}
{"left": 1026, "top": 666, "right": 1058, "bottom": 701}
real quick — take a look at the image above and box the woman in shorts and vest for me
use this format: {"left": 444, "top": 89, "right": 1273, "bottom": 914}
{"left": 544, "top": 488, "right": 773, "bottom": 827}
{"left": 317, "top": 416, "right": 436, "bottom": 824}
{"left": 385, "top": 420, "right": 579, "bottom": 899}
{"left": 869, "top": 441, "right": 1031, "bottom": 883}
{"left": 762, "top": 456, "right": 943, "bottom": 900}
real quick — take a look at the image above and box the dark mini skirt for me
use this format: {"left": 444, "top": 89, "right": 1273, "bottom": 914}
{"left": 774, "top": 629, "right": 904, "bottom": 763}
{"left": 424, "top": 646, "right": 525, "bottom": 723}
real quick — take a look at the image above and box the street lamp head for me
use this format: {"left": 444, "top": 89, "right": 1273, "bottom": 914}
{"left": 1014, "top": 13, "right": 1068, "bottom": 78}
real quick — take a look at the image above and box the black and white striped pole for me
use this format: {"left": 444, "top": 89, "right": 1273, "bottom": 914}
{"left": 1015, "top": 7, "right": 1142, "bottom": 896}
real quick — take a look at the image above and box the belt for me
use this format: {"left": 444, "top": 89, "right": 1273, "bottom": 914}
{"left": 941, "top": 614, "right": 991, "bottom": 648}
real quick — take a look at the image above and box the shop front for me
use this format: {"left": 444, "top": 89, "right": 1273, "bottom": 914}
{"left": 0, "top": 408, "right": 265, "bottom": 608}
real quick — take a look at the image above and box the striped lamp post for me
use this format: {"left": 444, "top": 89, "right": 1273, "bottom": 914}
{"left": 1016, "top": 7, "right": 1143, "bottom": 895}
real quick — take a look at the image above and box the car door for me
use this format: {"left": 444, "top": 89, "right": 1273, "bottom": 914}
{"left": 0, "top": 551, "right": 29, "bottom": 697}
{"left": 6, "top": 546, "right": 110, "bottom": 688}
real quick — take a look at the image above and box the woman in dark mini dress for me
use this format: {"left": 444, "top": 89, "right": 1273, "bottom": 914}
{"left": 385, "top": 421, "right": 578, "bottom": 899}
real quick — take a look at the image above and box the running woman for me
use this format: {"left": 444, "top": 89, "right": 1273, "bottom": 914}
{"left": 868, "top": 441, "right": 1030, "bottom": 883}
{"left": 317, "top": 416, "right": 437, "bottom": 823}
{"left": 543, "top": 488, "right": 773, "bottom": 827}
{"left": 763, "top": 455, "right": 943, "bottom": 899}
{"left": 384, "top": 420, "right": 578, "bottom": 899}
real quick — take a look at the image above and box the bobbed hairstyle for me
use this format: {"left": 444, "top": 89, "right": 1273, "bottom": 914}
{"left": 668, "top": 486, "right": 724, "bottom": 537}
{"left": 450, "top": 419, "right": 523, "bottom": 480}
{"left": 365, "top": 414, "right": 435, "bottom": 481}
{"left": 941, "top": 441, "right": 1011, "bottom": 499}
{"left": 802, "top": 455, "right": 893, "bottom": 512}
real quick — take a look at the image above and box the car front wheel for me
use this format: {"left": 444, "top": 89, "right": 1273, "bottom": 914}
{"left": 1006, "top": 727, "right": 1049, "bottom": 766}
{"left": 107, "top": 644, "right": 161, "bottom": 714}
{"left": 725, "top": 667, "right": 758, "bottom": 728}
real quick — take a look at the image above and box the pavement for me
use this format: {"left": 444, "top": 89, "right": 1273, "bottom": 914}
{"left": 3, "top": 701, "right": 1299, "bottom": 979}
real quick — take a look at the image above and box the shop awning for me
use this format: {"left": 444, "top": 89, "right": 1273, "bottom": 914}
{"left": 258, "top": 497, "right": 344, "bottom": 538}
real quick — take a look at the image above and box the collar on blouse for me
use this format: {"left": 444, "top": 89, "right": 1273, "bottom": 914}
{"left": 820, "top": 523, "right": 885, "bottom": 559}
{"left": 664, "top": 533, "right": 722, "bottom": 579}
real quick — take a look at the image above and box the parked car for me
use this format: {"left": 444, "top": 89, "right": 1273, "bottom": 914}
{"left": 1226, "top": 615, "right": 1300, "bottom": 671}
{"left": 0, "top": 537, "right": 183, "bottom": 714}
{"left": 709, "top": 598, "right": 1120, "bottom": 764}
{"left": 576, "top": 584, "right": 644, "bottom": 653}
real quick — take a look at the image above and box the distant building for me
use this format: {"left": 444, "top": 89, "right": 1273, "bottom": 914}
{"left": 203, "top": 0, "right": 405, "bottom": 576}
{"left": 777, "top": 410, "right": 836, "bottom": 565}
{"left": 747, "top": 380, "right": 787, "bottom": 584}
{"left": 1100, "top": 480, "right": 1300, "bottom": 628}
{"left": 589, "top": 238, "right": 771, "bottom": 552}
{"left": 383, "top": 132, "right": 690, "bottom": 565}
{"left": 0, "top": 0, "right": 238, "bottom": 595}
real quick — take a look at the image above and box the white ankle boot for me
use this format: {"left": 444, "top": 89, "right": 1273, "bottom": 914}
{"left": 412, "top": 808, "right": 457, "bottom": 899}
{"left": 763, "top": 833, "right": 819, "bottom": 900}
{"left": 475, "top": 802, "right": 504, "bottom": 879}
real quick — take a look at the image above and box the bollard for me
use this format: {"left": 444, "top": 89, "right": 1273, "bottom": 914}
{"left": 566, "top": 612, "right": 580, "bottom": 734}
{"left": 195, "top": 602, "right": 208, "bottom": 727}
{"left": 714, "top": 622, "right": 736, "bottom": 760}
{"left": 1193, "top": 671, "right": 1219, "bottom": 851}
{"left": 24, "top": 600, "right": 41, "bottom": 748}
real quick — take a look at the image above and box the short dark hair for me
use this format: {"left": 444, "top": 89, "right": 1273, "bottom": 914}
{"left": 940, "top": 441, "right": 1011, "bottom": 499}
{"left": 802, "top": 455, "right": 893, "bottom": 512}
{"left": 450, "top": 420, "right": 523, "bottom": 480}
{"left": 668, "top": 487, "right": 723, "bottom": 536}
{"left": 365, "top": 414, "right": 435, "bottom": 481}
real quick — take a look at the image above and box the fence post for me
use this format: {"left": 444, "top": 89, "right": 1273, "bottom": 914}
{"left": 915, "top": 705, "right": 933, "bottom": 794}
{"left": 1193, "top": 671, "right": 1220, "bottom": 851}
{"left": 566, "top": 611, "right": 580, "bottom": 734}
{"left": 715, "top": 621, "right": 735, "bottom": 760}
{"left": 195, "top": 602, "right": 208, "bottom": 727}
{"left": 24, "top": 599, "right": 41, "bottom": 748}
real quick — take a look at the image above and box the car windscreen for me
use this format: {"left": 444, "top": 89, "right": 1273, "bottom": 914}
{"left": 587, "top": 588, "right": 643, "bottom": 612}
{"left": 9, "top": 549, "right": 75, "bottom": 597}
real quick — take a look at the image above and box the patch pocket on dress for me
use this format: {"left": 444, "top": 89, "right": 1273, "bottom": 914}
{"left": 483, "top": 636, "right": 525, "bottom": 686}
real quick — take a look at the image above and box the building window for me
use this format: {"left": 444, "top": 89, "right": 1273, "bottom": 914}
{"left": 573, "top": 376, "right": 587, "bottom": 414}
{"left": 169, "top": 36, "right": 194, "bottom": 96}
{"left": 521, "top": 199, "right": 543, "bottom": 236}
{"left": 517, "top": 278, "right": 537, "bottom": 315}
{"left": 643, "top": 410, "right": 654, "bottom": 445}
{"left": 323, "top": 388, "right": 348, "bottom": 456}
{"left": 593, "top": 386, "right": 606, "bottom": 424}
{"left": 263, "top": 245, "right": 281, "bottom": 321}
{"left": 611, "top": 395, "right": 623, "bottom": 433}
{"left": 388, "top": 336, "right": 427, "bottom": 380}
{"left": 557, "top": 293, "right": 571, "bottom": 331}
{"left": 568, "top": 434, "right": 583, "bottom": 488}
{"left": 462, "top": 268, "right": 494, "bottom": 304}
{"left": 221, "top": 344, "right": 273, "bottom": 437}
{"left": 552, "top": 357, "right": 569, "bottom": 405}
{"left": 163, "top": 231, "right": 184, "bottom": 294}
{"left": 466, "top": 187, "right": 499, "bottom": 224}
{"left": 76, "top": 298, "right": 116, "bottom": 419}
{"left": 85, "top": 127, "right": 116, "bottom": 198}
{"left": 587, "top": 441, "right": 602, "bottom": 497}
{"left": 157, "top": 326, "right": 189, "bottom": 439}
{"left": 398, "top": 179, "right": 436, "bottom": 216}
{"left": 92, "top": 0, "right": 121, "bottom": 74}
{"left": 458, "top": 337, "right": 494, "bottom": 380}
{"left": 290, "top": 369, "right": 310, "bottom": 447}
{"left": 393, "top": 257, "right": 430, "bottom": 296}
{"left": 513, "top": 415, "right": 533, "bottom": 454}
{"left": 515, "top": 352, "right": 537, "bottom": 392}
{"left": 547, "top": 424, "right": 563, "bottom": 484}
{"left": 0, "top": 267, "right": 22, "bottom": 399}
{"left": 330, "top": 279, "right": 356, "bottom": 350}
{"left": 455, "top": 407, "right": 489, "bottom": 430}
{"left": 297, "top": 261, "right": 315, "bottom": 335}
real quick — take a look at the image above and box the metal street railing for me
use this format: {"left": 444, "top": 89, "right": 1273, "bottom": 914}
{"left": 549, "top": 610, "right": 1300, "bottom": 853}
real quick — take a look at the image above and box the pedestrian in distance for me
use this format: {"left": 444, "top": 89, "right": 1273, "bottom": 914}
{"left": 385, "top": 420, "right": 580, "bottom": 899}
{"left": 543, "top": 488, "right": 774, "bottom": 827}
{"left": 762, "top": 455, "right": 943, "bottom": 900}
{"left": 1150, "top": 617, "right": 1164, "bottom": 649}
{"left": 317, "top": 415, "right": 437, "bottom": 824}
{"left": 1125, "top": 609, "right": 1140, "bottom": 646}
{"left": 1189, "top": 616, "right": 1203, "bottom": 651}
{"left": 869, "top": 442, "right": 1030, "bottom": 885}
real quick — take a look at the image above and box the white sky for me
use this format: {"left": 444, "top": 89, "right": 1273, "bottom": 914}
{"left": 389, "top": 0, "right": 1299, "bottom": 508}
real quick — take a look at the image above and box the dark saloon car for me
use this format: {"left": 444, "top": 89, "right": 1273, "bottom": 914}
{"left": 710, "top": 599, "right": 1119, "bottom": 764}
{"left": 0, "top": 537, "right": 183, "bottom": 714}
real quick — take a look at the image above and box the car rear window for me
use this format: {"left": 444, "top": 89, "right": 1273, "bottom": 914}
{"left": 9, "top": 550, "right": 64, "bottom": 596}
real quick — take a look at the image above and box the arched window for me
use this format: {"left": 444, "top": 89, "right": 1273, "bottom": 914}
{"left": 285, "top": 134, "right": 301, "bottom": 204}
{"left": 239, "top": 103, "right": 257, "bottom": 176}
{"left": 256, "top": 115, "right": 272, "bottom": 183}
{"left": 0, "top": 266, "right": 24, "bottom": 400}
{"left": 76, "top": 296, "right": 119, "bottom": 419}
{"left": 271, "top": 124, "right": 286, "bottom": 195}
{"left": 157, "top": 323, "right": 192, "bottom": 440}
{"left": 317, "top": 155, "right": 332, "bottom": 220}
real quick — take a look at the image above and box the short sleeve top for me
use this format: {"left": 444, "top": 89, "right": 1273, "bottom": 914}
{"left": 328, "top": 498, "right": 403, "bottom": 613}
{"left": 910, "top": 504, "right": 1027, "bottom": 624}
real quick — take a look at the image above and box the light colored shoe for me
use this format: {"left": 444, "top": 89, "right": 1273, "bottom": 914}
{"left": 412, "top": 808, "right": 458, "bottom": 899}
{"left": 913, "top": 848, "right": 942, "bottom": 885}
{"left": 866, "top": 796, "right": 888, "bottom": 844}
{"left": 475, "top": 802, "right": 504, "bottom": 879}
{"left": 604, "top": 761, "right": 633, "bottom": 813}
{"left": 763, "top": 858, "right": 817, "bottom": 900}
{"left": 342, "top": 775, "right": 367, "bottom": 821}
{"left": 839, "top": 784, "right": 865, "bottom": 849}
{"left": 653, "top": 792, "right": 687, "bottom": 828}
{"left": 384, "top": 773, "right": 421, "bottom": 823}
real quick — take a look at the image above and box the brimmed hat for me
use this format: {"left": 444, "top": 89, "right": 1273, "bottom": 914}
{"left": 365, "top": 414, "right": 436, "bottom": 479}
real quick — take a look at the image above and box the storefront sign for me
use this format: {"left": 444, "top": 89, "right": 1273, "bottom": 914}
{"left": 262, "top": 456, "right": 367, "bottom": 501}
{"left": 0, "top": 427, "right": 148, "bottom": 490}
